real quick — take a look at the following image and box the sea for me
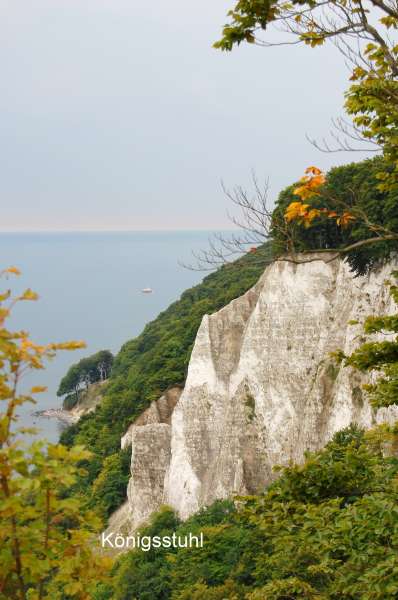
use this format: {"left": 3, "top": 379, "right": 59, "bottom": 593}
{"left": 0, "top": 231, "right": 214, "bottom": 443}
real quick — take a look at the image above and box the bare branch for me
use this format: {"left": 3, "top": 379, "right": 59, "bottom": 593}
{"left": 306, "top": 116, "right": 382, "bottom": 153}
{"left": 180, "top": 174, "right": 278, "bottom": 271}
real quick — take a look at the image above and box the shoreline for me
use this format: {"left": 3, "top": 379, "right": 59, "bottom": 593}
{"left": 32, "top": 408, "right": 78, "bottom": 425}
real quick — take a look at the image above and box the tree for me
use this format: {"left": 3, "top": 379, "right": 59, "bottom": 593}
{"left": 185, "top": 157, "right": 398, "bottom": 274}
{"left": 57, "top": 350, "right": 114, "bottom": 402}
{"left": 180, "top": 0, "right": 398, "bottom": 272}
{"left": 95, "top": 350, "right": 114, "bottom": 381}
{"left": 275, "top": 158, "right": 398, "bottom": 273}
{"left": 57, "top": 363, "right": 83, "bottom": 404}
{"left": 98, "top": 427, "right": 398, "bottom": 599}
{"left": 91, "top": 449, "right": 131, "bottom": 518}
{"left": 0, "top": 267, "right": 111, "bottom": 599}
{"left": 216, "top": 0, "right": 398, "bottom": 187}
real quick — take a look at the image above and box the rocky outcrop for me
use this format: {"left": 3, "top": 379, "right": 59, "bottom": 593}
{"left": 121, "top": 386, "right": 182, "bottom": 449}
{"left": 117, "top": 387, "right": 182, "bottom": 530}
{"left": 119, "top": 256, "right": 398, "bottom": 529}
{"left": 66, "top": 380, "right": 107, "bottom": 422}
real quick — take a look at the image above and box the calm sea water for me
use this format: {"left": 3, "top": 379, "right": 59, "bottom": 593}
{"left": 0, "top": 231, "right": 213, "bottom": 443}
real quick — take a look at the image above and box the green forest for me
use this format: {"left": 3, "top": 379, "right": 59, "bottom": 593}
{"left": 94, "top": 424, "right": 398, "bottom": 600}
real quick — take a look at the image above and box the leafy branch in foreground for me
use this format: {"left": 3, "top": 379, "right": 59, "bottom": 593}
{"left": 216, "top": 0, "right": 398, "bottom": 188}
{"left": 0, "top": 267, "right": 111, "bottom": 599}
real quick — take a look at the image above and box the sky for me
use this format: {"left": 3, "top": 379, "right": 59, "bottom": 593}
{"left": 0, "top": 0, "right": 374, "bottom": 231}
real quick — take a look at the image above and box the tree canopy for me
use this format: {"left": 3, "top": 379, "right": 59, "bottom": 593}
{"left": 271, "top": 157, "right": 398, "bottom": 274}
{"left": 57, "top": 350, "right": 114, "bottom": 400}
{"left": 96, "top": 424, "right": 398, "bottom": 600}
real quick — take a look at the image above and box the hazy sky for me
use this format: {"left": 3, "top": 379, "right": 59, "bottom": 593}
{"left": 0, "top": 0, "right": 373, "bottom": 231}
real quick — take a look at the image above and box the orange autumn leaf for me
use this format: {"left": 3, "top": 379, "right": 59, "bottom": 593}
{"left": 336, "top": 212, "right": 356, "bottom": 227}
{"left": 4, "top": 266, "right": 21, "bottom": 276}
{"left": 285, "top": 201, "right": 310, "bottom": 222}
{"left": 293, "top": 166, "right": 326, "bottom": 200}
{"left": 305, "top": 166, "right": 322, "bottom": 175}
{"left": 285, "top": 202, "right": 321, "bottom": 226}
{"left": 293, "top": 185, "right": 312, "bottom": 200}
{"left": 285, "top": 168, "right": 356, "bottom": 232}
{"left": 308, "top": 174, "right": 325, "bottom": 189}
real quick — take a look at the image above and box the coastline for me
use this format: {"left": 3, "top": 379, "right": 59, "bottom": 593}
{"left": 32, "top": 408, "right": 79, "bottom": 425}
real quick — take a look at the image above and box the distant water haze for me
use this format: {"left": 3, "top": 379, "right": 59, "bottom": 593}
{"left": 0, "top": 231, "right": 216, "bottom": 442}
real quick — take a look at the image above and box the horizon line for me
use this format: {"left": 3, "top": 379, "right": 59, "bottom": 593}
{"left": 0, "top": 227, "right": 236, "bottom": 234}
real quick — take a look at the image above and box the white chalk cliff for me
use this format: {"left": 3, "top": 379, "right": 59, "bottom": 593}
{"left": 117, "top": 255, "right": 398, "bottom": 531}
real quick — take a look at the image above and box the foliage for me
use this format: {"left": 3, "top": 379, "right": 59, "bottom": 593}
{"left": 271, "top": 157, "right": 398, "bottom": 274}
{"left": 57, "top": 350, "right": 113, "bottom": 406}
{"left": 91, "top": 449, "right": 131, "bottom": 518}
{"left": 62, "top": 392, "right": 81, "bottom": 411}
{"left": 103, "top": 507, "right": 181, "bottom": 600}
{"left": 99, "top": 425, "right": 398, "bottom": 599}
{"left": 100, "top": 500, "right": 239, "bottom": 600}
{"left": 284, "top": 167, "right": 355, "bottom": 228}
{"left": 346, "top": 42, "right": 398, "bottom": 192}
{"left": 0, "top": 268, "right": 111, "bottom": 599}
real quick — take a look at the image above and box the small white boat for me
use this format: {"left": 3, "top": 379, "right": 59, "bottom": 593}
{"left": 141, "top": 288, "right": 153, "bottom": 294}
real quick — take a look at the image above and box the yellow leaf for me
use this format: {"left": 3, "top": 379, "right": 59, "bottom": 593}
{"left": 30, "top": 386, "right": 48, "bottom": 394}
{"left": 306, "top": 208, "right": 321, "bottom": 222}
{"left": 0, "top": 290, "right": 11, "bottom": 302}
{"left": 285, "top": 201, "right": 310, "bottom": 222}
{"left": 293, "top": 167, "right": 325, "bottom": 200}
{"left": 51, "top": 341, "right": 86, "bottom": 351}
{"left": 20, "top": 289, "right": 39, "bottom": 301}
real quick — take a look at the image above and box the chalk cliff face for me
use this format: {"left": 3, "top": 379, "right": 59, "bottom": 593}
{"left": 115, "top": 387, "right": 182, "bottom": 532}
{"left": 120, "top": 256, "right": 398, "bottom": 529}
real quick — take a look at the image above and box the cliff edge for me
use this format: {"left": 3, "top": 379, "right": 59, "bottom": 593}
{"left": 118, "top": 256, "right": 398, "bottom": 530}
